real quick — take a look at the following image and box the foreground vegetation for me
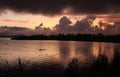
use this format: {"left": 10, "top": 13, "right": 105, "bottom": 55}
{"left": 65, "top": 48, "right": 120, "bottom": 77}
{"left": 0, "top": 49, "right": 120, "bottom": 77}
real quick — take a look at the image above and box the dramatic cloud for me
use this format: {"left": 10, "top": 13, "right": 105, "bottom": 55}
{"left": 1, "top": 16, "right": 120, "bottom": 36}
{"left": 72, "top": 16, "right": 96, "bottom": 33}
{"left": 54, "top": 16, "right": 120, "bottom": 35}
{"left": 98, "top": 21, "right": 120, "bottom": 35}
{"left": 54, "top": 16, "right": 97, "bottom": 34}
{"left": 0, "top": 0, "right": 67, "bottom": 15}
{"left": 35, "top": 23, "right": 52, "bottom": 35}
{"left": 54, "top": 16, "right": 72, "bottom": 33}
{"left": 0, "top": 0, "right": 120, "bottom": 15}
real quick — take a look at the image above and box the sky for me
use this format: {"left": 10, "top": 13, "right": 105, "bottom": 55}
{"left": 0, "top": 0, "right": 120, "bottom": 35}
{"left": 0, "top": 10, "right": 61, "bottom": 29}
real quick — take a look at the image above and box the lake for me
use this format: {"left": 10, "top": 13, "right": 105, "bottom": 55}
{"left": 0, "top": 38, "right": 120, "bottom": 67}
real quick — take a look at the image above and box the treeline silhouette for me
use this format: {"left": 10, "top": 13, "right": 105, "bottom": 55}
{"left": 0, "top": 48, "right": 120, "bottom": 77}
{"left": 11, "top": 33, "right": 120, "bottom": 43}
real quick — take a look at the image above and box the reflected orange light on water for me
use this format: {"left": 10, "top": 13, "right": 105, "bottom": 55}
{"left": 92, "top": 42, "right": 114, "bottom": 61}
{"left": 0, "top": 39, "right": 119, "bottom": 66}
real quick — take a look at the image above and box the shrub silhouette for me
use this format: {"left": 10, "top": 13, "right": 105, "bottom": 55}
{"left": 0, "top": 48, "right": 120, "bottom": 77}
{"left": 65, "top": 58, "right": 79, "bottom": 77}
{"left": 65, "top": 48, "right": 120, "bottom": 77}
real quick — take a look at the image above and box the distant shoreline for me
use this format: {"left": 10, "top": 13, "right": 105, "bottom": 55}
{"left": 11, "top": 34, "right": 120, "bottom": 43}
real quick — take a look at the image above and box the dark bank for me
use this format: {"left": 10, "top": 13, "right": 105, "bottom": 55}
{"left": 11, "top": 33, "right": 120, "bottom": 43}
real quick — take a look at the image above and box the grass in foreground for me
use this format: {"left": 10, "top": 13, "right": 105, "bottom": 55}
{"left": 65, "top": 48, "right": 120, "bottom": 77}
{"left": 0, "top": 49, "right": 120, "bottom": 77}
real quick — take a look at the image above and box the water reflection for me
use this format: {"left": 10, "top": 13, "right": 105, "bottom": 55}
{"left": 58, "top": 41, "right": 71, "bottom": 66}
{"left": 58, "top": 41, "right": 93, "bottom": 65}
{"left": 0, "top": 38, "right": 120, "bottom": 66}
{"left": 92, "top": 42, "right": 114, "bottom": 61}
{"left": 114, "top": 43, "right": 120, "bottom": 51}
{"left": 74, "top": 42, "right": 94, "bottom": 63}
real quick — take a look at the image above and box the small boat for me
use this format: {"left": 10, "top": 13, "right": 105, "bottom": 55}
{"left": 39, "top": 48, "right": 45, "bottom": 51}
{"left": 5, "top": 43, "right": 8, "bottom": 45}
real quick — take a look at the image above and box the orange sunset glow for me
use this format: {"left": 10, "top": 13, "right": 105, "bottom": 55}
{"left": 0, "top": 11, "right": 119, "bottom": 30}
{"left": 0, "top": 0, "right": 120, "bottom": 77}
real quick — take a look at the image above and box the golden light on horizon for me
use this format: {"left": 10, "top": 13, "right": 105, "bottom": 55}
{"left": 0, "top": 11, "right": 61, "bottom": 29}
{"left": 0, "top": 10, "right": 120, "bottom": 30}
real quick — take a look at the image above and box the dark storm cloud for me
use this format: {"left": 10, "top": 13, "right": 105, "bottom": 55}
{"left": 68, "top": 0, "right": 120, "bottom": 14}
{"left": 1, "top": 16, "right": 120, "bottom": 36}
{"left": 54, "top": 16, "right": 120, "bottom": 35}
{"left": 0, "top": 0, "right": 68, "bottom": 15}
{"left": 54, "top": 16, "right": 72, "bottom": 33}
{"left": 0, "top": 0, "right": 120, "bottom": 15}
{"left": 98, "top": 21, "right": 120, "bottom": 35}
{"left": 54, "top": 16, "right": 97, "bottom": 34}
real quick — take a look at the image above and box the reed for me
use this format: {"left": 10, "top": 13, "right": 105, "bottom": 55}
{"left": 0, "top": 48, "right": 120, "bottom": 77}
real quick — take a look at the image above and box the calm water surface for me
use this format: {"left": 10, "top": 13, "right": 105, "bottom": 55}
{"left": 0, "top": 38, "right": 120, "bottom": 66}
